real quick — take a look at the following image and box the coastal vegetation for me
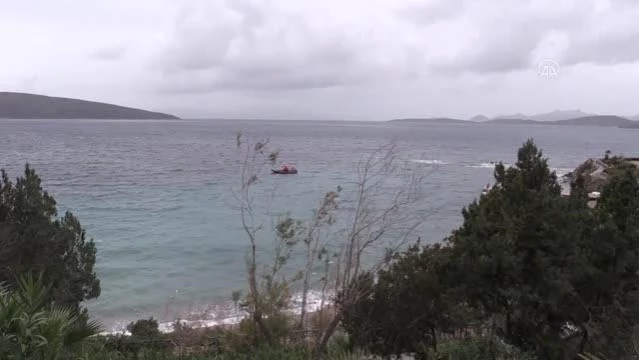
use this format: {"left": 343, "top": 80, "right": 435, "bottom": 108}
{"left": 1, "top": 139, "right": 639, "bottom": 359}
{"left": 0, "top": 165, "right": 100, "bottom": 314}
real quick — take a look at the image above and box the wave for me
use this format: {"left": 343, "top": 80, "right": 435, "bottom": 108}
{"left": 467, "top": 162, "right": 512, "bottom": 169}
{"left": 553, "top": 168, "right": 574, "bottom": 177}
{"left": 99, "top": 290, "right": 333, "bottom": 336}
{"left": 409, "top": 159, "right": 447, "bottom": 165}
{"left": 468, "top": 162, "right": 498, "bottom": 169}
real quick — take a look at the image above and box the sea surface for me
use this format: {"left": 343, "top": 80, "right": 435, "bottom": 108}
{"left": 0, "top": 119, "right": 637, "bottom": 331}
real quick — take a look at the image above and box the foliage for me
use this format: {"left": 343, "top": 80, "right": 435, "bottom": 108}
{"left": 0, "top": 164, "right": 100, "bottom": 314}
{"left": 0, "top": 273, "right": 102, "bottom": 360}
{"left": 442, "top": 139, "right": 588, "bottom": 358}
{"left": 9, "top": 139, "right": 639, "bottom": 360}
{"left": 431, "top": 337, "right": 537, "bottom": 360}
{"left": 571, "top": 163, "right": 639, "bottom": 356}
{"left": 74, "top": 344, "right": 313, "bottom": 360}
{"left": 235, "top": 132, "right": 430, "bottom": 358}
{"left": 444, "top": 140, "right": 639, "bottom": 358}
{"left": 342, "top": 139, "right": 639, "bottom": 360}
{"left": 341, "top": 241, "right": 470, "bottom": 358}
{"left": 236, "top": 314, "right": 296, "bottom": 348}
{"left": 234, "top": 132, "right": 290, "bottom": 347}
{"left": 127, "top": 317, "right": 162, "bottom": 338}
{"left": 101, "top": 318, "right": 177, "bottom": 358}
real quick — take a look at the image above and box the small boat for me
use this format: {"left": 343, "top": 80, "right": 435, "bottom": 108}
{"left": 272, "top": 164, "right": 298, "bottom": 175}
{"left": 272, "top": 169, "right": 298, "bottom": 174}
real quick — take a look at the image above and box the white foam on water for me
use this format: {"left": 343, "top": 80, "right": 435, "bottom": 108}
{"left": 468, "top": 162, "right": 497, "bottom": 168}
{"left": 409, "top": 159, "right": 447, "bottom": 165}
{"left": 553, "top": 168, "right": 574, "bottom": 178}
{"left": 467, "top": 162, "right": 512, "bottom": 169}
{"left": 98, "top": 290, "right": 334, "bottom": 337}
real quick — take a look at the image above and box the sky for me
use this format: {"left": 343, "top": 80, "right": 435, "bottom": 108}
{"left": 2, "top": 0, "right": 639, "bottom": 120}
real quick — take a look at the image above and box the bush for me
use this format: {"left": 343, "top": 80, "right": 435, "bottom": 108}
{"left": 431, "top": 337, "right": 536, "bottom": 360}
{"left": 236, "top": 314, "right": 295, "bottom": 348}
{"left": 127, "top": 317, "right": 161, "bottom": 338}
{"left": 0, "top": 164, "right": 100, "bottom": 313}
{"left": 0, "top": 274, "right": 101, "bottom": 360}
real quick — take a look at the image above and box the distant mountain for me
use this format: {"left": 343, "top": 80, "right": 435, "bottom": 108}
{"left": 630, "top": 115, "right": 639, "bottom": 121}
{"left": 434, "top": 111, "right": 595, "bottom": 123}
{"left": 484, "top": 115, "right": 638, "bottom": 128}
{"left": 529, "top": 110, "right": 595, "bottom": 122}
{"left": 390, "top": 113, "right": 639, "bottom": 129}
{"left": 469, "top": 115, "right": 489, "bottom": 122}
{"left": 492, "top": 112, "right": 531, "bottom": 120}
{"left": 0, "top": 92, "right": 179, "bottom": 120}
{"left": 551, "top": 115, "right": 632, "bottom": 127}
{"left": 492, "top": 110, "right": 595, "bottom": 122}
{"left": 484, "top": 118, "right": 538, "bottom": 125}
{"left": 390, "top": 117, "right": 471, "bottom": 124}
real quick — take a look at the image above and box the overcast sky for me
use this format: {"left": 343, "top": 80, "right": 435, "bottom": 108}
{"left": 2, "top": 0, "right": 639, "bottom": 120}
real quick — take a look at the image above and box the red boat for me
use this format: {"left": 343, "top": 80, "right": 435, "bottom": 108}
{"left": 272, "top": 164, "right": 298, "bottom": 174}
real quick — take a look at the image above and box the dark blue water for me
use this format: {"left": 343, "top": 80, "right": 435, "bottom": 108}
{"left": 1, "top": 119, "right": 636, "bottom": 330}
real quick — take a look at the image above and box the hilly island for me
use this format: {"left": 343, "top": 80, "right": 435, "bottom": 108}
{"left": 0, "top": 92, "right": 179, "bottom": 120}
{"left": 391, "top": 110, "right": 639, "bottom": 129}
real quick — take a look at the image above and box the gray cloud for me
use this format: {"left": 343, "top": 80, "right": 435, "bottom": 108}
{"left": 156, "top": 0, "right": 392, "bottom": 93}
{"left": 422, "top": 1, "right": 585, "bottom": 75}
{"left": 431, "top": 24, "right": 548, "bottom": 74}
{"left": 160, "top": 35, "right": 371, "bottom": 93}
{"left": 560, "top": 2, "right": 639, "bottom": 67}
{"left": 400, "top": 0, "right": 467, "bottom": 26}
{"left": 90, "top": 44, "right": 128, "bottom": 61}
{"left": 415, "top": 1, "right": 639, "bottom": 75}
{"left": 3, "top": 0, "right": 639, "bottom": 120}
{"left": 158, "top": 0, "right": 639, "bottom": 91}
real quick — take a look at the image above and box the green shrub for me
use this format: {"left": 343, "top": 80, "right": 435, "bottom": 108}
{"left": 0, "top": 273, "right": 101, "bottom": 360}
{"left": 236, "top": 314, "right": 295, "bottom": 348}
{"left": 0, "top": 164, "right": 100, "bottom": 313}
{"left": 127, "top": 317, "right": 161, "bottom": 338}
{"left": 429, "top": 337, "right": 536, "bottom": 360}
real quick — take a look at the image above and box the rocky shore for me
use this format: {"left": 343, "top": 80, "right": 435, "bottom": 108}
{"left": 561, "top": 154, "right": 639, "bottom": 207}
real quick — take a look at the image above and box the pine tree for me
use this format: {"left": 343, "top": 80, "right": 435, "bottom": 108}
{"left": 0, "top": 164, "right": 100, "bottom": 313}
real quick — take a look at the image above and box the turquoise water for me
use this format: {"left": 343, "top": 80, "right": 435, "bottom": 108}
{"left": 1, "top": 119, "right": 637, "bottom": 330}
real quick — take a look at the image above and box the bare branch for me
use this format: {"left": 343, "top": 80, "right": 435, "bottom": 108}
{"left": 232, "top": 136, "right": 433, "bottom": 354}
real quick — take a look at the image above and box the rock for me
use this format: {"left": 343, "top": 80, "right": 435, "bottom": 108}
{"left": 569, "top": 156, "right": 639, "bottom": 193}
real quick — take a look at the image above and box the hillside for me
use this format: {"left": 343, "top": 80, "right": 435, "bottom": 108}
{"left": 0, "top": 92, "right": 179, "bottom": 120}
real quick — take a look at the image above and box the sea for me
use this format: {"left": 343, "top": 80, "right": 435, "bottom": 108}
{"left": 0, "top": 119, "right": 637, "bottom": 332}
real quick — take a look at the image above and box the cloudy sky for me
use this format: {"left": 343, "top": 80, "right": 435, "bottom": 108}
{"left": 2, "top": 0, "right": 639, "bottom": 120}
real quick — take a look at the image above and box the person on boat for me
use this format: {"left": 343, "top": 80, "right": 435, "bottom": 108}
{"left": 282, "top": 165, "right": 289, "bottom": 172}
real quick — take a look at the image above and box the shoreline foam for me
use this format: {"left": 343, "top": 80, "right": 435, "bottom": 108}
{"left": 99, "top": 290, "right": 332, "bottom": 336}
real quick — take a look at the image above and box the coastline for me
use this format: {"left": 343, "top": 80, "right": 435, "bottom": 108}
{"left": 94, "top": 163, "right": 577, "bottom": 335}
{"left": 99, "top": 290, "right": 332, "bottom": 336}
